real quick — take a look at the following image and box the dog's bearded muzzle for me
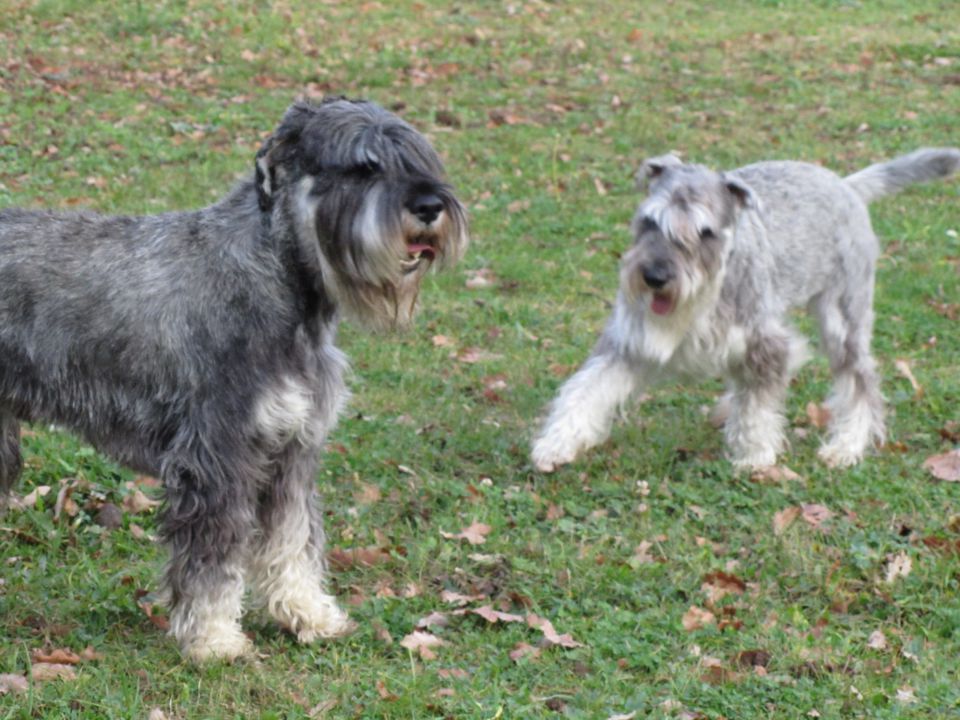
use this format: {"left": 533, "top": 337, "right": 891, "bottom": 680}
{"left": 620, "top": 246, "right": 679, "bottom": 317}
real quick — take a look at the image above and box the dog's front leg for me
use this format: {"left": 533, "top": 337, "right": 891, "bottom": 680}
{"left": 724, "top": 329, "right": 790, "bottom": 469}
{"left": 531, "top": 347, "right": 642, "bottom": 472}
{"left": 248, "top": 445, "right": 353, "bottom": 644}
{"left": 162, "top": 456, "right": 254, "bottom": 663}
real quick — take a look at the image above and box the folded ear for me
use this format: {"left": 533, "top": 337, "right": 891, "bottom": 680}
{"left": 635, "top": 153, "right": 683, "bottom": 190}
{"left": 254, "top": 102, "right": 316, "bottom": 211}
{"left": 722, "top": 173, "right": 758, "bottom": 210}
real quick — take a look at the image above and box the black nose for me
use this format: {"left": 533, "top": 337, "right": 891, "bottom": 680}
{"left": 409, "top": 193, "right": 444, "bottom": 225}
{"left": 642, "top": 263, "right": 672, "bottom": 290}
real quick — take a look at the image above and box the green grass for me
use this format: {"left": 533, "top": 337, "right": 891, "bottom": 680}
{"left": 2, "top": 1, "right": 959, "bottom": 717}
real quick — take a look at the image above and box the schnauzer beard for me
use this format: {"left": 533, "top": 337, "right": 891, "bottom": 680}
{"left": 293, "top": 177, "right": 466, "bottom": 331}
{"left": 618, "top": 236, "right": 728, "bottom": 366}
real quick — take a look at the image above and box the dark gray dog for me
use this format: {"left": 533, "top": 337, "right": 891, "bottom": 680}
{"left": 532, "top": 148, "right": 958, "bottom": 473}
{"left": 0, "top": 98, "right": 468, "bottom": 661}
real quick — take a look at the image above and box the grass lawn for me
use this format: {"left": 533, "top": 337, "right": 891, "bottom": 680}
{"left": 1, "top": 1, "right": 959, "bottom": 717}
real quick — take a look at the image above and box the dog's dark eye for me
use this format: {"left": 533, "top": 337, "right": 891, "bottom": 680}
{"left": 640, "top": 217, "right": 658, "bottom": 234}
{"left": 700, "top": 227, "right": 716, "bottom": 240}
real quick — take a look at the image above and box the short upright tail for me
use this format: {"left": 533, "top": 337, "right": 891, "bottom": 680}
{"left": 844, "top": 147, "right": 960, "bottom": 203}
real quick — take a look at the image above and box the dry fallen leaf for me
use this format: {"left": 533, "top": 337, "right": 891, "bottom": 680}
{"left": 526, "top": 613, "right": 584, "bottom": 648}
{"left": 805, "top": 401, "right": 831, "bottom": 428}
{"left": 884, "top": 551, "right": 912, "bottom": 584}
{"left": 923, "top": 450, "right": 960, "bottom": 482}
{"left": 896, "top": 686, "right": 918, "bottom": 704}
{"left": 31, "top": 648, "right": 81, "bottom": 665}
{"left": 465, "top": 268, "right": 497, "bottom": 289}
{"left": 470, "top": 606, "right": 524, "bottom": 624}
{"left": 867, "top": 630, "right": 888, "bottom": 650}
{"left": 399, "top": 631, "right": 444, "bottom": 660}
{"left": 121, "top": 489, "right": 161, "bottom": 514}
{"left": 440, "top": 589, "right": 488, "bottom": 605}
{"left": 894, "top": 359, "right": 923, "bottom": 397}
{"left": 415, "top": 611, "right": 450, "bottom": 630}
{"left": 801, "top": 503, "right": 834, "bottom": 530}
{"left": 30, "top": 663, "right": 77, "bottom": 681}
{"left": 628, "top": 541, "right": 656, "bottom": 567}
{"left": 682, "top": 606, "right": 716, "bottom": 631}
{"left": 701, "top": 571, "right": 746, "bottom": 604}
{"left": 440, "top": 521, "right": 492, "bottom": 545}
{"left": 773, "top": 506, "right": 801, "bottom": 535}
{"left": 0, "top": 674, "right": 29, "bottom": 695}
{"left": 509, "top": 642, "right": 541, "bottom": 662}
{"left": 751, "top": 465, "right": 802, "bottom": 483}
{"left": 327, "top": 545, "right": 391, "bottom": 569}
{"left": 431, "top": 334, "right": 456, "bottom": 348}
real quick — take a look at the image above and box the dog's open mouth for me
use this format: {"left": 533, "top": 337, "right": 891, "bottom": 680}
{"left": 651, "top": 292, "right": 674, "bottom": 315}
{"left": 401, "top": 241, "right": 437, "bottom": 273}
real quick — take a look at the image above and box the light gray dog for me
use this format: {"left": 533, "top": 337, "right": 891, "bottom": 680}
{"left": 0, "top": 97, "right": 468, "bottom": 662}
{"left": 532, "top": 148, "right": 959, "bottom": 473}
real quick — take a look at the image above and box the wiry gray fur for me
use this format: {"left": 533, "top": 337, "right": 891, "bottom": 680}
{"left": 0, "top": 97, "right": 468, "bottom": 661}
{"left": 532, "top": 147, "right": 958, "bottom": 473}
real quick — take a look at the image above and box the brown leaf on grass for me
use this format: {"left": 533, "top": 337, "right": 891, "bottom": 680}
{"left": 18, "top": 484, "right": 52, "bottom": 509}
{"left": 0, "top": 674, "right": 29, "bottom": 695}
{"left": 31, "top": 648, "right": 81, "bottom": 665}
{"left": 399, "top": 631, "right": 444, "bottom": 660}
{"left": 431, "top": 334, "right": 456, "bottom": 348}
{"left": 923, "top": 450, "right": 960, "bottom": 481}
{"left": 354, "top": 482, "right": 381, "bottom": 505}
{"left": 136, "top": 596, "right": 170, "bottom": 632}
{"left": 438, "top": 667, "right": 469, "bottom": 679}
{"left": 883, "top": 551, "right": 912, "bottom": 584}
{"left": 121, "top": 488, "right": 161, "bottom": 514}
{"left": 701, "top": 571, "right": 746, "bottom": 604}
{"left": 509, "top": 642, "right": 541, "bottom": 662}
{"left": 415, "top": 611, "right": 450, "bottom": 630}
{"left": 465, "top": 268, "right": 496, "bottom": 289}
{"left": 894, "top": 359, "right": 923, "bottom": 398}
{"left": 526, "top": 613, "right": 583, "bottom": 648}
{"left": 773, "top": 506, "right": 801, "bottom": 535}
{"left": 801, "top": 503, "right": 834, "bottom": 530}
{"left": 327, "top": 545, "right": 391, "bottom": 570}
{"left": 927, "top": 298, "right": 959, "bottom": 320}
{"left": 734, "top": 649, "right": 772, "bottom": 668}
{"left": 628, "top": 540, "right": 656, "bottom": 568}
{"left": 607, "top": 712, "right": 637, "bottom": 720}
{"left": 53, "top": 478, "right": 82, "bottom": 520}
{"left": 469, "top": 605, "right": 524, "bottom": 624}
{"left": 682, "top": 606, "right": 716, "bottom": 631}
{"left": 440, "top": 589, "right": 488, "bottom": 605}
{"left": 375, "top": 678, "right": 398, "bottom": 701}
{"left": 453, "top": 347, "right": 504, "bottom": 364}
{"left": 805, "top": 402, "right": 831, "bottom": 428}
{"left": 867, "top": 630, "right": 888, "bottom": 650}
{"left": 751, "top": 465, "right": 802, "bottom": 483}
{"left": 30, "top": 663, "right": 76, "bottom": 681}
{"left": 440, "top": 521, "right": 492, "bottom": 545}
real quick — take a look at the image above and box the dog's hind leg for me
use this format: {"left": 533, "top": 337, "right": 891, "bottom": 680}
{"left": 248, "top": 445, "right": 353, "bottom": 644}
{"left": 161, "top": 445, "right": 256, "bottom": 662}
{"left": 0, "top": 410, "right": 23, "bottom": 504}
{"left": 813, "top": 283, "right": 885, "bottom": 467}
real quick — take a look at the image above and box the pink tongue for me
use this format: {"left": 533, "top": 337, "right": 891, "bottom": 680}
{"left": 407, "top": 243, "right": 436, "bottom": 259}
{"left": 651, "top": 294, "right": 673, "bottom": 315}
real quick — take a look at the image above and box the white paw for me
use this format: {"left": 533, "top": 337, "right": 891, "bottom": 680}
{"left": 273, "top": 592, "right": 355, "bottom": 644}
{"left": 530, "top": 436, "right": 579, "bottom": 473}
{"left": 182, "top": 626, "right": 253, "bottom": 663}
{"left": 818, "top": 442, "right": 863, "bottom": 468}
{"left": 730, "top": 448, "right": 778, "bottom": 471}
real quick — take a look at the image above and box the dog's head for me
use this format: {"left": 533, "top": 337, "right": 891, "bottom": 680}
{"left": 621, "top": 154, "right": 757, "bottom": 317}
{"left": 255, "top": 97, "right": 468, "bottom": 329}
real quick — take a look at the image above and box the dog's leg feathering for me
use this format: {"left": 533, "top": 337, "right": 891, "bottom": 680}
{"left": 162, "top": 451, "right": 255, "bottom": 663}
{"left": 249, "top": 446, "right": 353, "bottom": 644}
